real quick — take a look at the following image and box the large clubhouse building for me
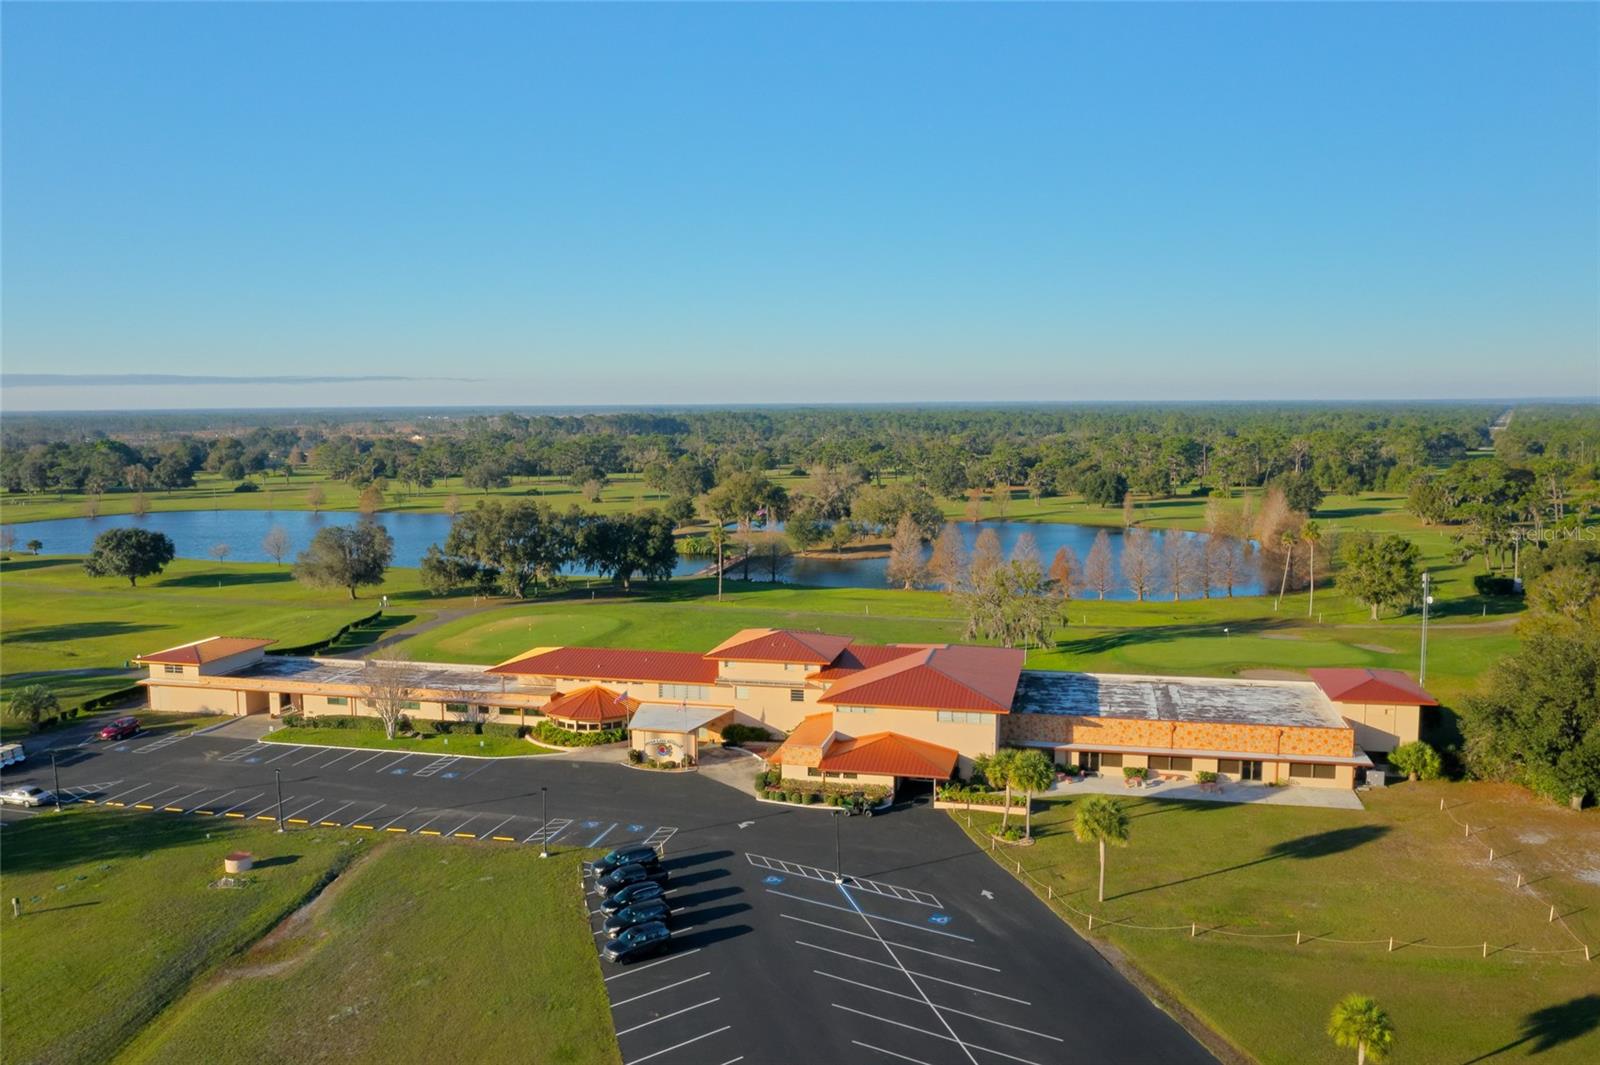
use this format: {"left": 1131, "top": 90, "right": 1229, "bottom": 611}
{"left": 136, "top": 629, "right": 1437, "bottom": 793}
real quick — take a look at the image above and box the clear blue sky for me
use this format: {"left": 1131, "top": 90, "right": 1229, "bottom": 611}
{"left": 3, "top": 2, "right": 1596, "bottom": 410}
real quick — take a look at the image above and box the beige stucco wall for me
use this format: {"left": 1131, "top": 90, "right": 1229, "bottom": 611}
{"left": 779, "top": 763, "right": 895, "bottom": 788}
{"left": 147, "top": 684, "right": 252, "bottom": 715}
{"left": 632, "top": 729, "right": 698, "bottom": 763}
{"left": 197, "top": 648, "right": 269, "bottom": 676}
{"left": 1334, "top": 702, "right": 1421, "bottom": 754}
{"left": 825, "top": 707, "right": 997, "bottom": 776}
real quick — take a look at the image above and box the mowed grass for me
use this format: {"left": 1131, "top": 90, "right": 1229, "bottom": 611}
{"left": 954, "top": 782, "right": 1600, "bottom": 1064}
{"left": 114, "top": 838, "right": 617, "bottom": 1065}
{"left": 0, "top": 810, "right": 363, "bottom": 1065}
{"left": 263, "top": 726, "right": 558, "bottom": 758}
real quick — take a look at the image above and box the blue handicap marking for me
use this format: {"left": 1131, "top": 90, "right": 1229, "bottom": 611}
{"left": 440, "top": 772, "right": 459, "bottom": 779}
{"left": 628, "top": 824, "right": 644, "bottom": 833}
{"left": 928, "top": 913, "right": 952, "bottom": 926}
{"left": 390, "top": 768, "right": 408, "bottom": 775}
{"left": 763, "top": 875, "right": 786, "bottom": 885}
{"left": 582, "top": 820, "right": 600, "bottom": 829}
{"left": 113, "top": 745, "right": 129, "bottom": 752}
{"left": 245, "top": 757, "right": 261, "bottom": 764}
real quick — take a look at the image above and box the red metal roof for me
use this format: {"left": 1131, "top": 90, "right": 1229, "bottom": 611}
{"left": 818, "top": 645, "right": 1023, "bottom": 713}
{"left": 818, "top": 732, "right": 959, "bottom": 780}
{"left": 542, "top": 685, "right": 638, "bottom": 724}
{"left": 136, "top": 637, "right": 275, "bottom": 665}
{"left": 487, "top": 647, "right": 717, "bottom": 684}
{"left": 808, "top": 644, "right": 926, "bottom": 680}
{"left": 704, "top": 628, "right": 854, "bottom": 664}
{"left": 1307, "top": 668, "right": 1439, "bottom": 707}
{"left": 764, "top": 712, "right": 836, "bottom": 763}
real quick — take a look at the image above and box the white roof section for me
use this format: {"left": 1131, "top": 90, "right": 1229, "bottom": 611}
{"left": 628, "top": 703, "right": 731, "bottom": 734}
{"left": 1014, "top": 671, "right": 1347, "bottom": 730}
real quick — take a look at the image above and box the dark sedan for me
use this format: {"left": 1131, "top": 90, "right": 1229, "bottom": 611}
{"left": 596, "top": 862, "right": 668, "bottom": 897}
{"left": 600, "top": 920, "right": 672, "bottom": 964}
{"left": 601, "top": 897, "right": 672, "bottom": 938}
{"left": 592, "top": 844, "right": 661, "bottom": 879}
{"left": 599, "top": 880, "right": 666, "bottom": 916}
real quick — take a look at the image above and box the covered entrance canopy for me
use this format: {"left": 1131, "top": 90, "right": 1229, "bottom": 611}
{"left": 627, "top": 704, "right": 734, "bottom": 765}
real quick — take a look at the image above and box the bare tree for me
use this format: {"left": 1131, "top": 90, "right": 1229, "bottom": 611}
{"left": 359, "top": 656, "right": 418, "bottom": 740}
{"left": 885, "top": 513, "right": 927, "bottom": 590}
{"left": 964, "top": 487, "right": 984, "bottom": 523}
{"left": 990, "top": 485, "right": 1010, "bottom": 520}
{"left": 83, "top": 493, "right": 102, "bottom": 519}
{"left": 582, "top": 478, "right": 604, "bottom": 503}
{"left": 1047, "top": 546, "right": 1079, "bottom": 599}
{"left": 1083, "top": 529, "right": 1115, "bottom": 600}
{"left": 751, "top": 532, "right": 792, "bottom": 582}
{"left": 1120, "top": 527, "right": 1160, "bottom": 602}
{"left": 1162, "top": 533, "right": 1200, "bottom": 601}
{"left": 358, "top": 484, "right": 385, "bottom": 516}
{"left": 262, "top": 525, "right": 292, "bottom": 566}
{"left": 970, "top": 528, "right": 1004, "bottom": 588}
{"left": 1010, "top": 531, "right": 1042, "bottom": 580}
{"left": 306, "top": 485, "right": 326, "bottom": 513}
{"left": 1122, "top": 492, "right": 1135, "bottom": 528}
{"left": 927, "top": 524, "right": 969, "bottom": 593}
{"left": 443, "top": 493, "right": 462, "bottom": 519}
{"left": 0, "top": 527, "right": 15, "bottom": 555}
{"left": 209, "top": 542, "right": 231, "bottom": 564}
{"left": 131, "top": 492, "right": 151, "bottom": 518}
{"left": 1213, "top": 535, "right": 1248, "bottom": 598}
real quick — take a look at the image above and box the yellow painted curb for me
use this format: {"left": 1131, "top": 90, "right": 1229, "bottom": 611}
{"left": 454, "top": 832, "right": 476, "bottom": 839}
{"left": 81, "top": 799, "right": 96, "bottom": 804}
{"left": 287, "top": 817, "right": 309, "bottom": 824}
{"left": 385, "top": 826, "right": 407, "bottom": 833}
{"left": 352, "top": 824, "right": 374, "bottom": 830}
{"left": 194, "top": 810, "right": 214, "bottom": 816}
{"left": 256, "top": 815, "right": 276, "bottom": 821}
{"left": 106, "top": 802, "right": 125, "bottom": 808}
{"left": 164, "top": 806, "right": 185, "bottom": 813}
{"left": 492, "top": 835, "right": 516, "bottom": 842}
{"left": 134, "top": 803, "right": 154, "bottom": 810}
{"left": 419, "top": 829, "right": 441, "bottom": 836}
{"left": 319, "top": 821, "right": 341, "bottom": 827}
{"left": 224, "top": 812, "right": 245, "bottom": 818}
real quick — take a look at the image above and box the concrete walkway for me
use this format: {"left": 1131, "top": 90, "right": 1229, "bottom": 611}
{"left": 1047, "top": 772, "right": 1366, "bottom": 810}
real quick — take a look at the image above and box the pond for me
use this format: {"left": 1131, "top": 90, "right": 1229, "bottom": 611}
{"left": 7, "top": 510, "right": 1264, "bottom": 599}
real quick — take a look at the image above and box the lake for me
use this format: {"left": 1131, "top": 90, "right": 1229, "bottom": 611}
{"left": 7, "top": 510, "right": 1264, "bottom": 599}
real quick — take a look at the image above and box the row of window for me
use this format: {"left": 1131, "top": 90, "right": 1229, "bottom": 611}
{"left": 658, "top": 684, "right": 709, "bottom": 701}
{"left": 1288, "top": 762, "right": 1339, "bottom": 780}
{"left": 162, "top": 664, "right": 185, "bottom": 675}
{"left": 805, "top": 768, "right": 859, "bottom": 779}
{"left": 1076, "top": 752, "right": 1337, "bottom": 781}
{"left": 936, "top": 710, "right": 986, "bottom": 725}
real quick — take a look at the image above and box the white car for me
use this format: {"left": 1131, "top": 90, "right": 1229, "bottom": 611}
{"left": 0, "top": 785, "right": 54, "bottom": 808}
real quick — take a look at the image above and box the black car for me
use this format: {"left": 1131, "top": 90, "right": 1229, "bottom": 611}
{"left": 592, "top": 844, "right": 661, "bottom": 879}
{"left": 600, "top": 880, "right": 666, "bottom": 916}
{"left": 602, "top": 898, "right": 672, "bottom": 938}
{"left": 596, "top": 862, "right": 668, "bottom": 897}
{"left": 600, "top": 920, "right": 672, "bottom": 963}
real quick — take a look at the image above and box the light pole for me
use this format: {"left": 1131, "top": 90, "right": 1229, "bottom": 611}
{"left": 833, "top": 809, "right": 843, "bottom": 884}
{"left": 274, "top": 769, "right": 285, "bottom": 833}
{"left": 1419, "top": 571, "right": 1433, "bottom": 685}
{"left": 50, "top": 752, "right": 62, "bottom": 814}
{"left": 540, "top": 786, "right": 549, "bottom": 859}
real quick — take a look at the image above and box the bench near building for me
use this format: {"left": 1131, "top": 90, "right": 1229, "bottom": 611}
{"left": 134, "top": 630, "right": 1435, "bottom": 793}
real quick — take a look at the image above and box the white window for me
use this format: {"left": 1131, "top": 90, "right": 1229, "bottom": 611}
{"left": 658, "top": 683, "right": 708, "bottom": 701}
{"left": 735, "top": 687, "right": 751, "bottom": 700}
{"left": 936, "top": 710, "right": 985, "bottom": 725}
{"left": 836, "top": 705, "right": 873, "bottom": 714}
{"left": 163, "top": 664, "right": 184, "bottom": 675}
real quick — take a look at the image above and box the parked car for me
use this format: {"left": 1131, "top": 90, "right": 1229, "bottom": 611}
{"left": 600, "top": 920, "right": 672, "bottom": 963}
{"left": 596, "top": 862, "right": 669, "bottom": 897}
{"left": 602, "top": 898, "right": 672, "bottom": 938}
{"left": 0, "top": 743, "right": 26, "bottom": 770}
{"left": 0, "top": 785, "right": 55, "bottom": 808}
{"left": 600, "top": 880, "right": 667, "bottom": 916}
{"left": 592, "top": 844, "right": 661, "bottom": 879}
{"left": 97, "top": 716, "right": 140, "bottom": 741}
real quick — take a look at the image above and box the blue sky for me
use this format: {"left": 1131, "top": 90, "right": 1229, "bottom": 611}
{"left": 3, "top": 2, "right": 1596, "bottom": 410}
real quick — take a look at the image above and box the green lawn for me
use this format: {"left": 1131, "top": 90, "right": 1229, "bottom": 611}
{"left": 114, "top": 837, "right": 617, "bottom": 1065}
{"left": 264, "top": 726, "right": 558, "bottom": 758}
{"left": 0, "top": 810, "right": 364, "bottom": 1065}
{"left": 954, "top": 782, "right": 1599, "bottom": 1064}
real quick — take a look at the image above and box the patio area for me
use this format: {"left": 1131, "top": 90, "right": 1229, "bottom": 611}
{"left": 1045, "top": 772, "right": 1367, "bottom": 810}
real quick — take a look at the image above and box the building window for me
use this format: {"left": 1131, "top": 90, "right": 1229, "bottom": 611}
{"left": 162, "top": 664, "right": 184, "bottom": 675}
{"left": 326, "top": 696, "right": 348, "bottom": 707}
{"left": 735, "top": 687, "right": 751, "bottom": 700}
{"left": 1288, "top": 763, "right": 1335, "bottom": 780}
{"left": 836, "top": 705, "right": 873, "bottom": 714}
{"left": 445, "top": 702, "right": 469, "bottom": 713}
{"left": 1148, "top": 756, "right": 1194, "bottom": 772}
{"left": 497, "top": 707, "right": 519, "bottom": 716}
{"left": 399, "top": 700, "right": 421, "bottom": 711}
{"left": 658, "top": 683, "right": 708, "bottom": 701}
{"left": 807, "top": 767, "right": 822, "bottom": 777}
{"left": 789, "top": 688, "right": 804, "bottom": 702}
{"left": 839, "top": 772, "right": 858, "bottom": 780}
{"left": 936, "top": 710, "right": 984, "bottom": 725}
{"left": 1218, "top": 759, "right": 1241, "bottom": 775}
{"left": 1099, "top": 752, "right": 1123, "bottom": 768}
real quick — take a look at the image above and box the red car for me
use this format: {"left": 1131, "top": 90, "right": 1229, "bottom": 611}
{"left": 97, "top": 716, "right": 140, "bottom": 741}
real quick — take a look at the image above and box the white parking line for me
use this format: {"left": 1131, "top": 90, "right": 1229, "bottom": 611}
{"left": 349, "top": 804, "right": 387, "bottom": 826}
{"left": 218, "top": 744, "right": 268, "bottom": 763}
{"left": 412, "top": 756, "right": 460, "bottom": 778}
{"left": 116, "top": 784, "right": 182, "bottom": 807}
{"left": 317, "top": 749, "right": 359, "bottom": 768}
{"left": 588, "top": 822, "right": 619, "bottom": 847}
{"left": 602, "top": 948, "right": 702, "bottom": 982}
{"left": 187, "top": 788, "right": 236, "bottom": 811}
{"left": 621, "top": 1025, "right": 732, "bottom": 1065}
{"left": 765, "top": 889, "right": 974, "bottom": 942}
{"left": 609, "top": 971, "right": 710, "bottom": 1009}
{"left": 312, "top": 801, "right": 356, "bottom": 825}
{"left": 263, "top": 745, "right": 302, "bottom": 764}
{"left": 374, "top": 754, "right": 412, "bottom": 773}
{"left": 814, "top": 970, "right": 1058, "bottom": 1040}
{"left": 292, "top": 747, "right": 334, "bottom": 766}
{"left": 281, "top": 797, "right": 326, "bottom": 822}
{"left": 442, "top": 815, "right": 479, "bottom": 836}
{"left": 479, "top": 815, "right": 516, "bottom": 839}
{"left": 797, "top": 941, "right": 1029, "bottom": 1004}
{"left": 523, "top": 818, "right": 571, "bottom": 844}
{"left": 614, "top": 997, "right": 720, "bottom": 1037}
{"left": 102, "top": 782, "right": 163, "bottom": 805}
{"left": 409, "top": 812, "right": 444, "bottom": 834}
{"left": 347, "top": 751, "right": 387, "bottom": 770}
{"left": 218, "top": 793, "right": 264, "bottom": 817}
{"left": 780, "top": 914, "right": 1001, "bottom": 972}
{"left": 831, "top": 1005, "right": 1047, "bottom": 1065}
{"left": 852, "top": 1041, "right": 934, "bottom": 1065}
{"left": 376, "top": 806, "right": 417, "bottom": 831}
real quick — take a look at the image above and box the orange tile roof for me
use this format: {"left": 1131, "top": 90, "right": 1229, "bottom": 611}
{"left": 817, "top": 732, "right": 959, "bottom": 780}
{"left": 764, "top": 712, "right": 836, "bottom": 763}
{"left": 542, "top": 685, "right": 639, "bottom": 725}
{"left": 818, "top": 645, "right": 1023, "bottom": 713}
{"left": 136, "top": 637, "right": 275, "bottom": 665}
{"left": 808, "top": 644, "right": 927, "bottom": 680}
{"left": 1307, "top": 668, "right": 1439, "bottom": 707}
{"left": 487, "top": 647, "right": 718, "bottom": 684}
{"left": 705, "top": 628, "right": 854, "bottom": 664}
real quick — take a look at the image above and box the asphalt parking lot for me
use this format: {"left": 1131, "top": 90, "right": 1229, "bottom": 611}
{"left": 3, "top": 725, "right": 1212, "bottom": 1064}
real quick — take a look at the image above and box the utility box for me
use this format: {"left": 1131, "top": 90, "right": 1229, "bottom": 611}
{"left": 224, "top": 852, "right": 254, "bottom": 874}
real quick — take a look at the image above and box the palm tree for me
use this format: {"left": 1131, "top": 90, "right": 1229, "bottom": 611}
{"left": 986, "top": 748, "right": 1020, "bottom": 830}
{"left": 1302, "top": 521, "right": 1322, "bottom": 617}
{"left": 1327, "top": 994, "right": 1395, "bottom": 1065}
{"left": 1007, "top": 749, "right": 1056, "bottom": 839}
{"left": 1276, "top": 529, "right": 1296, "bottom": 610}
{"left": 1072, "top": 795, "right": 1130, "bottom": 903}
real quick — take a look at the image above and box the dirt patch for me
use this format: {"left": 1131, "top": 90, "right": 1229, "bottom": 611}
{"left": 1237, "top": 669, "right": 1306, "bottom": 681}
{"left": 1354, "top": 643, "right": 1398, "bottom": 654}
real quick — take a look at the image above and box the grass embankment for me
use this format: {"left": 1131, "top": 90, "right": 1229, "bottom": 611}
{"left": 954, "top": 782, "right": 1599, "bottom": 1064}
{"left": 263, "top": 727, "right": 558, "bottom": 757}
{"left": 0, "top": 809, "right": 618, "bottom": 1065}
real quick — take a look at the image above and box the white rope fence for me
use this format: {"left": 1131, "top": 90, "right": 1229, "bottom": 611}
{"left": 975, "top": 803, "right": 1593, "bottom": 963}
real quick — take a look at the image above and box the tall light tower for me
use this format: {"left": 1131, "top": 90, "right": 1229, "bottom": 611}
{"left": 1419, "top": 571, "right": 1433, "bottom": 685}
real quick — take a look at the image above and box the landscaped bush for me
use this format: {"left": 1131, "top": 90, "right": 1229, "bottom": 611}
{"left": 1389, "top": 740, "right": 1444, "bottom": 781}
{"left": 1473, "top": 574, "right": 1520, "bottom": 597}
{"left": 1123, "top": 766, "right": 1150, "bottom": 781}
{"left": 996, "top": 825, "right": 1026, "bottom": 842}
{"left": 937, "top": 785, "right": 1024, "bottom": 807}
{"left": 720, "top": 723, "right": 775, "bottom": 746}
{"left": 533, "top": 721, "right": 626, "bottom": 747}
{"left": 1195, "top": 770, "right": 1219, "bottom": 784}
{"left": 286, "top": 714, "right": 388, "bottom": 732}
{"left": 232, "top": 481, "right": 260, "bottom": 493}
{"left": 628, "top": 749, "right": 645, "bottom": 764}
{"left": 481, "top": 722, "right": 524, "bottom": 739}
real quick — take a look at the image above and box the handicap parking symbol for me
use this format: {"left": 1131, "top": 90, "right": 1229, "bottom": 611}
{"left": 763, "top": 875, "right": 785, "bottom": 885}
{"left": 628, "top": 824, "right": 644, "bottom": 833}
{"left": 582, "top": 820, "right": 600, "bottom": 829}
{"left": 928, "top": 913, "right": 952, "bottom": 926}
{"left": 440, "top": 772, "right": 459, "bottom": 779}
{"left": 244, "top": 757, "right": 261, "bottom": 764}
{"left": 390, "top": 768, "right": 408, "bottom": 775}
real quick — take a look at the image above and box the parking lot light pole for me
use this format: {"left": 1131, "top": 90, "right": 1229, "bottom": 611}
{"left": 833, "top": 810, "right": 843, "bottom": 884}
{"left": 51, "top": 752, "right": 62, "bottom": 814}
{"left": 540, "top": 786, "right": 549, "bottom": 859}
{"left": 274, "top": 769, "right": 284, "bottom": 833}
